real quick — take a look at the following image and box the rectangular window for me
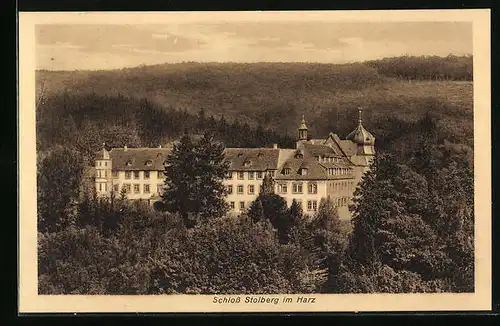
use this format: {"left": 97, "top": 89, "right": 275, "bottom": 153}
{"left": 125, "top": 171, "right": 131, "bottom": 179}
{"left": 308, "top": 183, "right": 317, "bottom": 194}
{"left": 230, "top": 201, "right": 235, "bottom": 209}
{"left": 157, "top": 184, "right": 163, "bottom": 194}
{"left": 104, "top": 162, "right": 107, "bottom": 167}
{"left": 248, "top": 185, "right": 255, "bottom": 194}
{"left": 124, "top": 183, "right": 131, "bottom": 193}
{"left": 259, "top": 185, "right": 262, "bottom": 193}
{"left": 158, "top": 171, "right": 163, "bottom": 179}
{"left": 307, "top": 200, "right": 312, "bottom": 211}
{"left": 257, "top": 171, "right": 263, "bottom": 179}
{"left": 293, "top": 182, "right": 303, "bottom": 194}
{"left": 239, "top": 201, "right": 245, "bottom": 210}
{"left": 225, "top": 171, "right": 233, "bottom": 179}
{"left": 134, "top": 184, "right": 140, "bottom": 194}
{"left": 98, "top": 161, "right": 101, "bottom": 167}
{"left": 238, "top": 172, "right": 245, "bottom": 180}
{"left": 104, "top": 170, "right": 108, "bottom": 178}
{"left": 104, "top": 183, "right": 107, "bottom": 192}
{"left": 312, "top": 200, "right": 318, "bottom": 211}
{"left": 113, "top": 184, "right": 119, "bottom": 192}
{"left": 133, "top": 171, "right": 140, "bottom": 179}
{"left": 248, "top": 172, "right": 255, "bottom": 180}
{"left": 112, "top": 170, "right": 118, "bottom": 178}
{"left": 278, "top": 183, "right": 288, "bottom": 194}
{"left": 237, "top": 185, "right": 244, "bottom": 194}
{"left": 144, "top": 171, "right": 150, "bottom": 179}
{"left": 144, "top": 184, "right": 150, "bottom": 193}
{"left": 227, "top": 185, "right": 233, "bottom": 194}
{"left": 99, "top": 183, "right": 102, "bottom": 191}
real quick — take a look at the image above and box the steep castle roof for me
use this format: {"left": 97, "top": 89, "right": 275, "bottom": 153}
{"left": 109, "top": 147, "right": 172, "bottom": 171}
{"left": 223, "top": 148, "right": 281, "bottom": 171}
{"left": 275, "top": 144, "right": 354, "bottom": 181}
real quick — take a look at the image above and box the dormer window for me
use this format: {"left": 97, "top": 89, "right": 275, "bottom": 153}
{"left": 126, "top": 160, "right": 133, "bottom": 166}
{"left": 283, "top": 168, "right": 291, "bottom": 175}
{"left": 257, "top": 152, "right": 264, "bottom": 159}
{"left": 244, "top": 160, "right": 251, "bottom": 167}
{"left": 157, "top": 153, "right": 162, "bottom": 157}
{"left": 237, "top": 153, "right": 243, "bottom": 157}
{"left": 301, "top": 168, "right": 308, "bottom": 176}
{"left": 145, "top": 160, "right": 153, "bottom": 166}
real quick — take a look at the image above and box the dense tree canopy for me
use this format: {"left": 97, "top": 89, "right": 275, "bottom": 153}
{"left": 162, "top": 133, "right": 229, "bottom": 227}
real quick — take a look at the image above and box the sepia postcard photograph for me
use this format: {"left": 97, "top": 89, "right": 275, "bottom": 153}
{"left": 18, "top": 9, "right": 491, "bottom": 313}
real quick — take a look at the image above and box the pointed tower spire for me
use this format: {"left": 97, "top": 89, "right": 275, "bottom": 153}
{"left": 298, "top": 114, "right": 308, "bottom": 141}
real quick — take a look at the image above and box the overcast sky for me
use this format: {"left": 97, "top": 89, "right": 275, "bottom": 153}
{"left": 36, "top": 21, "right": 472, "bottom": 70}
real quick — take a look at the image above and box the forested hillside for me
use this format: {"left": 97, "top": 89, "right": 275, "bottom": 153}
{"left": 36, "top": 55, "right": 473, "bottom": 159}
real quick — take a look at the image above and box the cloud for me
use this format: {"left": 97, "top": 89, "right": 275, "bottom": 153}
{"left": 339, "top": 37, "right": 364, "bottom": 48}
{"left": 38, "top": 41, "right": 83, "bottom": 49}
{"left": 35, "top": 22, "right": 473, "bottom": 70}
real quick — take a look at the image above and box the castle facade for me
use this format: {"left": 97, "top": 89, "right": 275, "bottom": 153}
{"left": 94, "top": 110, "right": 375, "bottom": 219}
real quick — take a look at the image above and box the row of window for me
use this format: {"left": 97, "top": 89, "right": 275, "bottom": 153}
{"left": 229, "top": 200, "right": 319, "bottom": 211}
{"left": 326, "top": 168, "right": 352, "bottom": 176}
{"left": 227, "top": 184, "right": 259, "bottom": 195}
{"left": 114, "top": 183, "right": 164, "bottom": 194}
{"left": 122, "top": 171, "right": 164, "bottom": 180}
{"left": 277, "top": 182, "right": 318, "bottom": 194}
{"left": 226, "top": 182, "right": 318, "bottom": 195}
{"left": 318, "top": 156, "right": 342, "bottom": 163}
{"left": 328, "top": 181, "right": 354, "bottom": 192}
{"left": 96, "top": 161, "right": 109, "bottom": 167}
{"left": 335, "top": 197, "right": 349, "bottom": 207}
{"left": 225, "top": 171, "right": 275, "bottom": 180}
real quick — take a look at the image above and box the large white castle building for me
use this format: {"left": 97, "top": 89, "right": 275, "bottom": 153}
{"left": 94, "top": 110, "right": 375, "bottom": 219}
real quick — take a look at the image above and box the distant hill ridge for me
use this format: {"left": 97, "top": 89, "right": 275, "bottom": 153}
{"left": 36, "top": 55, "right": 473, "bottom": 151}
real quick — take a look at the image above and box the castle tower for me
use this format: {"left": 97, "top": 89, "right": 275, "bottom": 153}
{"left": 298, "top": 115, "right": 308, "bottom": 141}
{"left": 346, "top": 108, "right": 376, "bottom": 183}
{"left": 95, "top": 143, "right": 112, "bottom": 196}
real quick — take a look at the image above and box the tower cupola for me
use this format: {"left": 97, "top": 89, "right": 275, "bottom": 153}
{"left": 298, "top": 115, "right": 308, "bottom": 141}
{"left": 346, "top": 108, "right": 375, "bottom": 146}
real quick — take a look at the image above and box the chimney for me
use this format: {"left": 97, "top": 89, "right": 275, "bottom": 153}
{"left": 124, "top": 145, "right": 128, "bottom": 151}
{"left": 273, "top": 144, "right": 278, "bottom": 149}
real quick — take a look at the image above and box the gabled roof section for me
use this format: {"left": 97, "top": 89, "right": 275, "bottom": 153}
{"left": 338, "top": 140, "right": 358, "bottom": 157}
{"left": 224, "top": 148, "right": 281, "bottom": 171}
{"left": 110, "top": 148, "right": 172, "bottom": 171}
{"left": 301, "top": 143, "right": 337, "bottom": 157}
{"left": 276, "top": 145, "right": 354, "bottom": 181}
{"left": 275, "top": 154, "right": 327, "bottom": 180}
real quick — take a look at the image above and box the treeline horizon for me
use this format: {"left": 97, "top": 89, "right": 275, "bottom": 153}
{"left": 36, "top": 54, "right": 473, "bottom": 153}
{"left": 38, "top": 54, "right": 472, "bottom": 79}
